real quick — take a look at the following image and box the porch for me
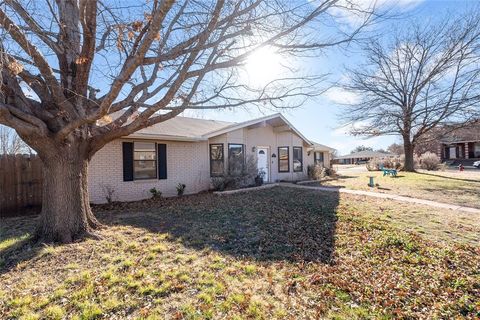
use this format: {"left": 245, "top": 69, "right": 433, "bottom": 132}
{"left": 440, "top": 141, "right": 480, "bottom": 160}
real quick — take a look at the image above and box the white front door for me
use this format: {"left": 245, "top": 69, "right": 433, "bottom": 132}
{"left": 449, "top": 146, "right": 457, "bottom": 159}
{"left": 257, "top": 147, "right": 269, "bottom": 182}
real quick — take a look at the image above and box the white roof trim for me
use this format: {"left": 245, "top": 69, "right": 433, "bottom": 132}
{"left": 203, "top": 113, "right": 313, "bottom": 145}
{"left": 126, "top": 133, "right": 206, "bottom": 142}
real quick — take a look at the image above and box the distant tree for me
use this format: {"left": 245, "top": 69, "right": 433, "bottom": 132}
{"left": 342, "top": 13, "right": 480, "bottom": 171}
{"left": 387, "top": 143, "right": 403, "bottom": 155}
{"left": 0, "top": 125, "right": 30, "bottom": 154}
{"left": 351, "top": 145, "right": 373, "bottom": 153}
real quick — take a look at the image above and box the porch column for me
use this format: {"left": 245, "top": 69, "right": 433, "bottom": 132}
{"left": 465, "top": 143, "right": 469, "bottom": 159}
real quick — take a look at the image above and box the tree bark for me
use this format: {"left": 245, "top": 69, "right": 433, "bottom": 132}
{"left": 36, "top": 148, "right": 101, "bottom": 243}
{"left": 403, "top": 139, "right": 416, "bottom": 172}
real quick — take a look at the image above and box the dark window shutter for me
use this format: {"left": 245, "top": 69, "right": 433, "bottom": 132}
{"left": 122, "top": 142, "right": 134, "bottom": 181}
{"left": 157, "top": 144, "right": 167, "bottom": 179}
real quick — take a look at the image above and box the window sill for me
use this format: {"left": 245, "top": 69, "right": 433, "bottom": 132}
{"left": 132, "top": 179, "right": 160, "bottom": 183}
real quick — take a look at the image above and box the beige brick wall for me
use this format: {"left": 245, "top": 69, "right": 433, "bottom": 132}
{"left": 88, "top": 139, "right": 209, "bottom": 204}
{"left": 207, "top": 125, "right": 310, "bottom": 182}
{"left": 88, "top": 124, "right": 324, "bottom": 203}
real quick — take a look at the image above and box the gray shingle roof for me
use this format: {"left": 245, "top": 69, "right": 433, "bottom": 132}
{"left": 129, "top": 116, "right": 233, "bottom": 140}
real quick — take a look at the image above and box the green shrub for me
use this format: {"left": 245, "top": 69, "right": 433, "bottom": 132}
{"left": 149, "top": 187, "right": 162, "bottom": 199}
{"left": 176, "top": 183, "right": 186, "bottom": 196}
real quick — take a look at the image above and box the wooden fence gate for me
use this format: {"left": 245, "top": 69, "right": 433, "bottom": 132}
{"left": 0, "top": 155, "right": 43, "bottom": 217}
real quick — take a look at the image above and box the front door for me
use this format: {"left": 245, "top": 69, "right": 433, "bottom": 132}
{"left": 449, "top": 146, "right": 457, "bottom": 159}
{"left": 257, "top": 147, "right": 269, "bottom": 182}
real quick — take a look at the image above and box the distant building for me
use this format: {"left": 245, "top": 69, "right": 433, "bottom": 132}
{"left": 333, "top": 150, "right": 395, "bottom": 165}
{"left": 437, "top": 123, "right": 480, "bottom": 161}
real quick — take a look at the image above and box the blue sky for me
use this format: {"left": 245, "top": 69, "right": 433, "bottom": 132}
{"left": 2, "top": 0, "right": 472, "bottom": 155}
{"left": 185, "top": 0, "right": 471, "bottom": 155}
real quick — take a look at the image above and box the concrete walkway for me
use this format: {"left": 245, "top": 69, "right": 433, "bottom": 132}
{"left": 280, "top": 183, "right": 480, "bottom": 214}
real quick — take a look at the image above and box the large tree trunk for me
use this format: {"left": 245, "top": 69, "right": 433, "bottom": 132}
{"left": 403, "top": 139, "right": 416, "bottom": 172}
{"left": 36, "top": 148, "right": 101, "bottom": 243}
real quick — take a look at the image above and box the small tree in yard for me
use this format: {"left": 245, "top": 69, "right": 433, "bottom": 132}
{"left": 342, "top": 12, "right": 480, "bottom": 172}
{"left": 0, "top": 1, "right": 377, "bottom": 243}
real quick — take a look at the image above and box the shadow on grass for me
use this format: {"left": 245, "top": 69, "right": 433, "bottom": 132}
{"left": 0, "top": 187, "right": 339, "bottom": 274}
{"left": 416, "top": 171, "right": 480, "bottom": 183}
{"left": 335, "top": 175, "right": 359, "bottom": 180}
{"left": 0, "top": 215, "right": 41, "bottom": 275}
{"left": 108, "top": 187, "right": 339, "bottom": 263}
{"left": 376, "top": 187, "right": 392, "bottom": 191}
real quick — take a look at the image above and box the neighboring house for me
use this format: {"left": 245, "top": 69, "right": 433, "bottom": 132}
{"left": 89, "top": 113, "right": 333, "bottom": 203}
{"left": 436, "top": 124, "right": 480, "bottom": 161}
{"left": 333, "top": 150, "right": 395, "bottom": 165}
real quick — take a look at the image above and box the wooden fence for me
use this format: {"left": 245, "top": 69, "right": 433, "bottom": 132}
{"left": 0, "top": 155, "right": 43, "bottom": 217}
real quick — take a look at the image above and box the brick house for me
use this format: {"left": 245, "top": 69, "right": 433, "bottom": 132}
{"left": 88, "top": 113, "right": 333, "bottom": 203}
{"left": 436, "top": 124, "right": 480, "bottom": 161}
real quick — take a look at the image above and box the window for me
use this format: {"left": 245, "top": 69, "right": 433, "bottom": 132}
{"left": 293, "top": 147, "right": 303, "bottom": 172}
{"left": 228, "top": 144, "right": 245, "bottom": 175}
{"left": 210, "top": 144, "right": 224, "bottom": 176}
{"left": 278, "top": 146, "right": 289, "bottom": 172}
{"left": 475, "top": 143, "right": 480, "bottom": 158}
{"left": 134, "top": 142, "right": 157, "bottom": 179}
{"left": 314, "top": 151, "right": 324, "bottom": 166}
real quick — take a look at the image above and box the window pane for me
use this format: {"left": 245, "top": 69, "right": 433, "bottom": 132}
{"left": 314, "top": 151, "right": 324, "bottom": 165}
{"left": 293, "top": 147, "right": 302, "bottom": 172}
{"left": 134, "top": 142, "right": 156, "bottom": 160}
{"left": 210, "top": 144, "right": 225, "bottom": 176}
{"left": 134, "top": 151, "right": 156, "bottom": 160}
{"left": 278, "top": 147, "right": 289, "bottom": 172}
{"left": 210, "top": 145, "right": 223, "bottom": 160}
{"left": 229, "top": 144, "right": 244, "bottom": 175}
{"left": 134, "top": 160, "right": 156, "bottom": 179}
{"left": 211, "top": 161, "right": 224, "bottom": 175}
{"left": 475, "top": 143, "right": 480, "bottom": 158}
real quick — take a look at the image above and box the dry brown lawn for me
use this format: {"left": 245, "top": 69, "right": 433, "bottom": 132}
{"left": 1, "top": 187, "right": 479, "bottom": 319}
{"left": 313, "top": 169, "right": 480, "bottom": 209}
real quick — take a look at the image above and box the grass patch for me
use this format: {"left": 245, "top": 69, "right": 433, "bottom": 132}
{"left": 0, "top": 187, "right": 478, "bottom": 319}
{"left": 315, "top": 169, "right": 480, "bottom": 208}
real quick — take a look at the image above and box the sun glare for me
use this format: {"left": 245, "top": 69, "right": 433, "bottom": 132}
{"left": 244, "top": 46, "right": 283, "bottom": 86}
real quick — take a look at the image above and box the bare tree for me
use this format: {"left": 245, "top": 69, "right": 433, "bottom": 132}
{"left": 0, "top": 0, "right": 377, "bottom": 243}
{"left": 0, "top": 124, "right": 30, "bottom": 154}
{"left": 342, "top": 12, "right": 480, "bottom": 171}
{"left": 386, "top": 142, "right": 403, "bottom": 155}
{"left": 351, "top": 145, "right": 373, "bottom": 153}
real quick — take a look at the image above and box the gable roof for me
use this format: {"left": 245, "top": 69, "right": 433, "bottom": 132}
{"left": 202, "top": 113, "right": 312, "bottom": 145}
{"left": 127, "top": 113, "right": 313, "bottom": 145}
